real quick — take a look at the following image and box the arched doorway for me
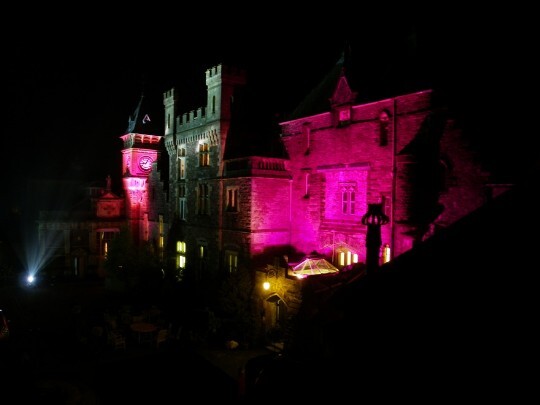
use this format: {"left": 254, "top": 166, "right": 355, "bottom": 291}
{"left": 264, "top": 293, "right": 288, "bottom": 343}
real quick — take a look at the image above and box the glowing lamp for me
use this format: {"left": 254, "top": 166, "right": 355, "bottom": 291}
{"left": 382, "top": 243, "right": 391, "bottom": 264}
{"left": 263, "top": 269, "right": 277, "bottom": 290}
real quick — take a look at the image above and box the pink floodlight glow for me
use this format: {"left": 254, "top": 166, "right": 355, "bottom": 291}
{"left": 126, "top": 178, "right": 146, "bottom": 191}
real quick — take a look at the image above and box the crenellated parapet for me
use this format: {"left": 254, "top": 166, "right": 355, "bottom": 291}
{"left": 177, "top": 107, "right": 208, "bottom": 129}
{"left": 163, "top": 88, "right": 176, "bottom": 102}
{"left": 205, "top": 64, "right": 246, "bottom": 82}
{"left": 224, "top": 156, "right": 291, "bottom": 178}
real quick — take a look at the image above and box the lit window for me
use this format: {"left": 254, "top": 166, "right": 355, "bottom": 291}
{"left": 178, "top": 147, "right": 186, "bottom": 179}
{"left": 382, "top": 244, "right": 391, "bottom": 263}
{"left": 179, "top": 158, "right": 185, "bottom": 179}
{"left": 199, "top": 143, "right": 210, "bottom": 167}
{"left": 339, "top": 249, "right": 358, "bottom": 266}
{"left": 158, "top": 215, "right": 164, "bottom": 259}
{"left": 98, "top": 231, "right": 117, "bottom": 259}
{"left": 225, "top": 250, "right": 238, "bottom": 273}
{"left": 198, "top": 244, "right": 207, "bottom": 281}
{"left": 226, "top": 187, "right": 239, "bottom": 212}
{"left": 176, "top": 241, "right": 186, "bottom": 269}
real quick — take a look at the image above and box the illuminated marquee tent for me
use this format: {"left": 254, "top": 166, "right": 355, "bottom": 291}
{"left": 291, "top": 254, "right": 339, "bottom": 277}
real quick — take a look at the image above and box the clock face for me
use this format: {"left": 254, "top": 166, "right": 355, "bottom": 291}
{"left": 139, "top": 156, "right": 153, "bottom": 171}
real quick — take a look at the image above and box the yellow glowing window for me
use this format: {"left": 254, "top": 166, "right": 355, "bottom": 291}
{"left": 176, "top": 241, "right": 186, "bottom": 269}
{"left": 227, "top": 188, "right": 239, "bottom": 212}
{"left": 179, "top": 159, "right": 185, "bottom": 179}
{"left": 339, "top": 250, "right": 356, "bottom": 266}
{"left": 225, "top": 250, "right": 238, "bottom": 273}
{"left": 199, "top": 143, "right": 210, "bottom": 167}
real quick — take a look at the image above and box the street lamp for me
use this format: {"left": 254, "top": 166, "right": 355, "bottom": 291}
{"left": 361, "top": 203, "right": 389, "bottom": 274}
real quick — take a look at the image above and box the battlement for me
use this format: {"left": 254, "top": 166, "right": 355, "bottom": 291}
{"left": 224, "top": 156, "right": 291, "bottom": 179}
{"left": 163, "top": 88, "right": 176, "bottom": 102}
{"left": 178, "top": 107, "right": 207, "bottom": 128}
{"left": 205, "top": 64, "right": 246, "bottom": 81}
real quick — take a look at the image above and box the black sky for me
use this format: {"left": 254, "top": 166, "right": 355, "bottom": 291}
{"left": 3, "top": 10, "right": 535, "bottom": 225}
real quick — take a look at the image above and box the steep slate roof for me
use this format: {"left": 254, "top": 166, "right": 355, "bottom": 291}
{"left": 287, "top": 51, "right": 356, "bottom": 120}
{"left": 125, "top": 94, "right": 161, "bottom": 135}
{"left": 223, "top": 86, "right": 287, "bottom": 160}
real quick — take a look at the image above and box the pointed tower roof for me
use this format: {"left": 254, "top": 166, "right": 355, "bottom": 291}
{"left": 125, "top": 93, "right": 161, "bottom": 135}
{"left": 330, "top": 69, "right": 357, "bottom": 107}
{"left": 288, "top": 49, "right": 357, "bottom": 120}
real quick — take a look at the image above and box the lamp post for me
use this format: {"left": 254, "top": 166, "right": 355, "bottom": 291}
{"left": 361, "top": 203, "right": 389, "bottom": 274}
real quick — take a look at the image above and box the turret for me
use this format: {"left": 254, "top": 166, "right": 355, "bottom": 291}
{"left": 163, "top": 88, "right": 177, "bottom": 137}
{"left": 205, "top": 64, "right": 247, "bottom": 121}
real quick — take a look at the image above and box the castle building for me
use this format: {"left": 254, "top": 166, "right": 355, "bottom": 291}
{"left": 156, "top": 57, "right": 494, "bottom": 332}
{"left": 161, "top": 58, "right": 491, "bottom": 276}
{"left": 36, "top": 53, "right": 498, "bottom": 333}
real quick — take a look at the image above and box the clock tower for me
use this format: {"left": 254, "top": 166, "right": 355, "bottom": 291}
{"left": 120, "top": 94, "right": 162, "bottom": 244}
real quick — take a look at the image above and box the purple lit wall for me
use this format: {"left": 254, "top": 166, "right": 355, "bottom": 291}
{"left": 280, "top": 90, "right": 490, "bottom": 264}
{"left": 249, "top": 177, "right": 292, "bottom": 254}
{"left": 159, "top": 64, "right": 492, "bottom": 277}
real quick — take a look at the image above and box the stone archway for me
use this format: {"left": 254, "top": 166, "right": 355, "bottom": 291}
{"left": 264, "top": 293, "right": 288, "bottom": 343}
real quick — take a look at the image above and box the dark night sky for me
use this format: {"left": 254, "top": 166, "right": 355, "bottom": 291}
{"left": 2, "top": 10, "right": 535, "bottom": 227}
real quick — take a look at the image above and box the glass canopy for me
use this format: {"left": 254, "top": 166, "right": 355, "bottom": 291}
{"left": 291, "top": 256, "right": 339, "bottom": 277}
